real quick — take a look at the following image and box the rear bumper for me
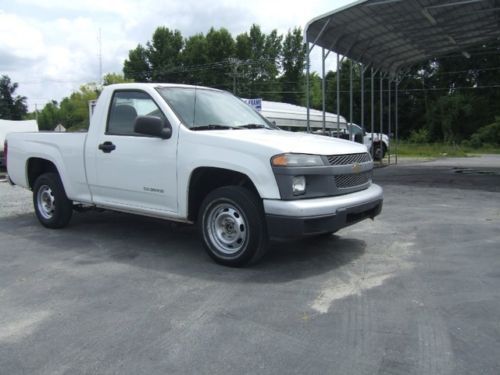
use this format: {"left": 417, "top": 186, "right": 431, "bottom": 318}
{"left": 263, "top": 184, "right": 383, "bottom": 238}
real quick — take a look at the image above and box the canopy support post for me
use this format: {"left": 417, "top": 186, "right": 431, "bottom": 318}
{"left": 395, "top": 76, "right": 399, "bottom": 165}
{"left": 379, "top": 73, "right": 383, "bottom": 162}
{"left": 349, "top": 59, "right": 353, "bottom": 140}
{"left": 388, "top": 77, "right": 392, "bottom": 165}
{"left": 361, "top": 63, "right": 365, "bottom": 130}
{"left": 370, "top": 67, "right": 375, "bottom": 159}
{"left": 306, "top": 44, "right": 311, "bottom": 132}
{"left": 322, "top": 47, "right": 326, "bottom": 132}
{"left": 337, "top": 53, "right": 341, "bottom": 137}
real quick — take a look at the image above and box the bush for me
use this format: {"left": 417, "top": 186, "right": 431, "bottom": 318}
{"left": 467, "top": 117, "right": 500, "bottom": 148}
{"left": 408, "top": 128, "right": 430, "bottom": 143}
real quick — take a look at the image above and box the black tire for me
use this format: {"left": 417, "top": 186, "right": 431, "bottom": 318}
{"left": 33, "top": 172, "right": 73, "bottom": 229}
{"left": 198, "top": 186, "right": 268, "bottom": 267}
{"left": 372, "top": 143, "right": 385, "bottom": 161}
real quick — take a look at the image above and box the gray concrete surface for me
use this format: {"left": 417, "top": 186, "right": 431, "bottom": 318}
{"left": 1, "top": 155, "right": 500, "bottom": 375}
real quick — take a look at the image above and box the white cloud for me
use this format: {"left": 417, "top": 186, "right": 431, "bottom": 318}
{"left": 0, "top": 11, "right": 45, "bottom": 60}
{"left": 2, "top": 0, "right": 352, "bottom": 110}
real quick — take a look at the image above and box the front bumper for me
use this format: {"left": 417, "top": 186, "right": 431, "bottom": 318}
{"left": 264, "top": 184, "right": 383, "bottom": 238}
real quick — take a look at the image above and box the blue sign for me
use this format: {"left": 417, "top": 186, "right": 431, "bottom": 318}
{"left": 243, "top": 98, "right": 262, "bottom": 112}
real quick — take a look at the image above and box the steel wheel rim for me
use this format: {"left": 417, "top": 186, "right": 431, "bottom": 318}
{"left": 37, "top": 185, "right": 55, "bottom": 219}
{"left": 206, "top": 202, "right": 247, "bottom": 255}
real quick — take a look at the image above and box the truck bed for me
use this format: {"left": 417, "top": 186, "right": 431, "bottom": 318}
{"left": 7, "top": 132, "right": 92, "bottom": 203}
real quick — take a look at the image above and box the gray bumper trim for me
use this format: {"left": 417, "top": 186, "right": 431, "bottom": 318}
{"left": 263, "top": 183, "right": 383, "bottom": 217}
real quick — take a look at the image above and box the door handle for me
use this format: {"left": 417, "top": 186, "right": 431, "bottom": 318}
{"left": 98, "top": 141, "right": 116, "bottom": 153}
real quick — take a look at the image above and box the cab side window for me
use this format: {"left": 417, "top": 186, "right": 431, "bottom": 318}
{"left": 107, "top": 91, "right": 166, "bottom": 136}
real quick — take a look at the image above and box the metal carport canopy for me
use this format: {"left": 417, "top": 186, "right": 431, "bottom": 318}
{"left": 305, "top": 0, "right": 500, "bottom": 75}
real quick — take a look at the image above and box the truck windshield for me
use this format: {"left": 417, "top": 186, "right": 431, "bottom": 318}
{"left": 157, "top": 87, "right": 275, "bottom": 130}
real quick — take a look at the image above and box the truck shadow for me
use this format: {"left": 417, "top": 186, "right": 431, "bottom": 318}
{"left": 0, "top": 210, "right": 366, "bottom": 284}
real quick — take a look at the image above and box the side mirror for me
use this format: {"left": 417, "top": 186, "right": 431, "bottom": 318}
{"left": 354, "top": 133, "right": 364, "bottom": 144}
{"left": 134, "top": 116, "right": 172, "bottom": 139}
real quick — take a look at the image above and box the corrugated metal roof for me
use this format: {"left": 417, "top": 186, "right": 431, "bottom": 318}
{"left": 305, "top": 0, "right": 500, "bottom": 75}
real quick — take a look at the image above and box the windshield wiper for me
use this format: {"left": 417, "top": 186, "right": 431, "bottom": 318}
{"left": 238, "top": 123, "right": 268, "bottom": 129}
{"left": 190, "top": 124, "right": 240, "bottom": 131}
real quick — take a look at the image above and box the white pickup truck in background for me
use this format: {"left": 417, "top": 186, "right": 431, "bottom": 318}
{"left": 6, "top": 83, "right": 383, "bottom": 266}
{"left": 315, "top": 124, "right": 390, "bottom": 160}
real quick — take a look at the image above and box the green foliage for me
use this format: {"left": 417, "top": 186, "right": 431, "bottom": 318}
{"left": 426, "top": 93, "right": 473, "bottom": 143}
{"left": 0, "top": 75, "right": 28, "bottom": 120}
{"left": 123, "top": 44, "right": 151, "bottom": 82}
{"left": 122, "top": 25, "right": 305, "bottom": 102}
{"left": 396, "top": 142, "right": 469, "bottom": 157}
{"left": 37, "top": 101, "right": 60, "bottom": 131}
{"left": 408, "top": 128, "right": 430, "bottom": 144}
{"left": 233, "top": 25, "right": 282, "bottom": 99}
{"left": 280, "top": 28, "right": 306, "bottom": 105}
{"left": 147, "top": 27, "right": 184, "bottom": 82}
{"left": 182, "top": 33, "right": 209, "bottom": 83}
{"left": 468, "top": 117, "right": 500, "bottom": 148}
{"left": 204, "top": 27, "right": 235, "bottom": 88}
{"left": 102, "top": 73, "right": 133, "bottom": 85}
{"left": 37, "top": 84, "right": 100, "bottom": 131}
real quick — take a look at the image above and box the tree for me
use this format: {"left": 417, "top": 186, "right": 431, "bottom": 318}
{"left": 235, "top": 25, "right": 282, "bottom": 100}
{"left": 37, "top": 83, "right": 100, "bottom": 131}
{"left": 58, "top": 84, "right": 100, "bottom": 130}
{"left": 427, "top": 93, "right": 473, "bottom": 143}
{"left": 103, "top": 73, "right": 133, "bottom": 86}
{"left": 280, "top": 28, "right": 306, "bottom": 105}
{"left": 124, "top": 28, "right": 185, "bottom": 83}
{"left": 204, "top": 27, "right": 235, "bottom": 89}
{"left": 0, "top": 75, "right": 28, "bottom": 120}
{"left": 37, "top": 100, "right": 60, "bottom": 131}
{"left": 123, "top": 44, "right": 151, "bottom": 82}
{"left": 182, "top": 33, "right": 209, "bottom": 85}
{"left": 147, "top": 27, "right": 184, "bottom": 82}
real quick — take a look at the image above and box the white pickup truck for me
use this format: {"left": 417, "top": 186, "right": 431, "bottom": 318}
{"left": 6, "top": 83, "right": 383, "bottom": 266}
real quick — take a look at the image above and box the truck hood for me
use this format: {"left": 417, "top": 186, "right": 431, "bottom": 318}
{"left": 194, "top": 128, "right": 368, "bottom": 156}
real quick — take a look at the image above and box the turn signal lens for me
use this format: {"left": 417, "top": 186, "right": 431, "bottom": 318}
{"left": 271, "top": 153, "right": 324, "bottom": 167}
{"left": 271, "top": 154, "right": 288, "bottom": 166}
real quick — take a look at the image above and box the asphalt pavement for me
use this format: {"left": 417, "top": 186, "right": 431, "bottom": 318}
{"left": 1, "top": 156, "right": 499, "bottom": 375}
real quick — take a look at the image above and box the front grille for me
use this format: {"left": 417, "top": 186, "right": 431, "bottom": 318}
{"left": 327, "top": 153, "right": 371, "bottom": 166}
{"left": 335, "top": 171, "right": 371, "bottom": 189}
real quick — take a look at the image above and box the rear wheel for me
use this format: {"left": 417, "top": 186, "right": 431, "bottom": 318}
{"left": 198, "top": 186, "right": 268, "bottom": 267}
{"left": 33, "top": 173, "right": 73, "bottom": 228}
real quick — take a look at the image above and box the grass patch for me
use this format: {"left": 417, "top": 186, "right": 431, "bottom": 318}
{"left": 394, "top": 142, "right": 500, "bottom": 158}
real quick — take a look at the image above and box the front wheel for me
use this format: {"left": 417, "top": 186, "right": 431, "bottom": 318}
{"left": 33, "top": 172, "right": 73, "bottom": 228}
{"left": 198, "top": 186, "right": 268, "bottom": 267}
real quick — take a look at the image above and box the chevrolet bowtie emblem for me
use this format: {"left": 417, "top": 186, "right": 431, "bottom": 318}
{"left": 352, "top": 162, "right": 362, "bottom": 174}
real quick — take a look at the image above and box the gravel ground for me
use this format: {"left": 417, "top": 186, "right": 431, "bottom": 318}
{"left": 1, "top": 156, "right": 500, "bottom": 375}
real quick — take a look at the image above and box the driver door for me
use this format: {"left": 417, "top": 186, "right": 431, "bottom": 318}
{"left": 90, "top": 90, "right": 178, "bottom": 215}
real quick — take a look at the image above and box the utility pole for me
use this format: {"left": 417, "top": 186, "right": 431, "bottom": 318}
{"left": 227, "top": 58, "right": 243, "bottom": 95}
{"left": 98, "top": 28, "right": 103, "bottom": 85}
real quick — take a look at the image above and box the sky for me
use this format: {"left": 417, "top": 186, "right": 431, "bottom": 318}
{"left": 0, "top": 0, "right": 353, "bottom": 111}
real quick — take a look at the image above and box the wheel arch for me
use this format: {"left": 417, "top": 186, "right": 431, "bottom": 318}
{"left": 26, "top": 158, "right": 61, "bottom": 190}
{"left": 187, "top": 167, "right": 260, "bottom": 222}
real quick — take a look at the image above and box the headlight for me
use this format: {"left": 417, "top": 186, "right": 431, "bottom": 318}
{"left": 271, "top": 153, "right": 324, "bottom": 167}
{"left": 292, "top": 176, "right": 306, "bottom": 195}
